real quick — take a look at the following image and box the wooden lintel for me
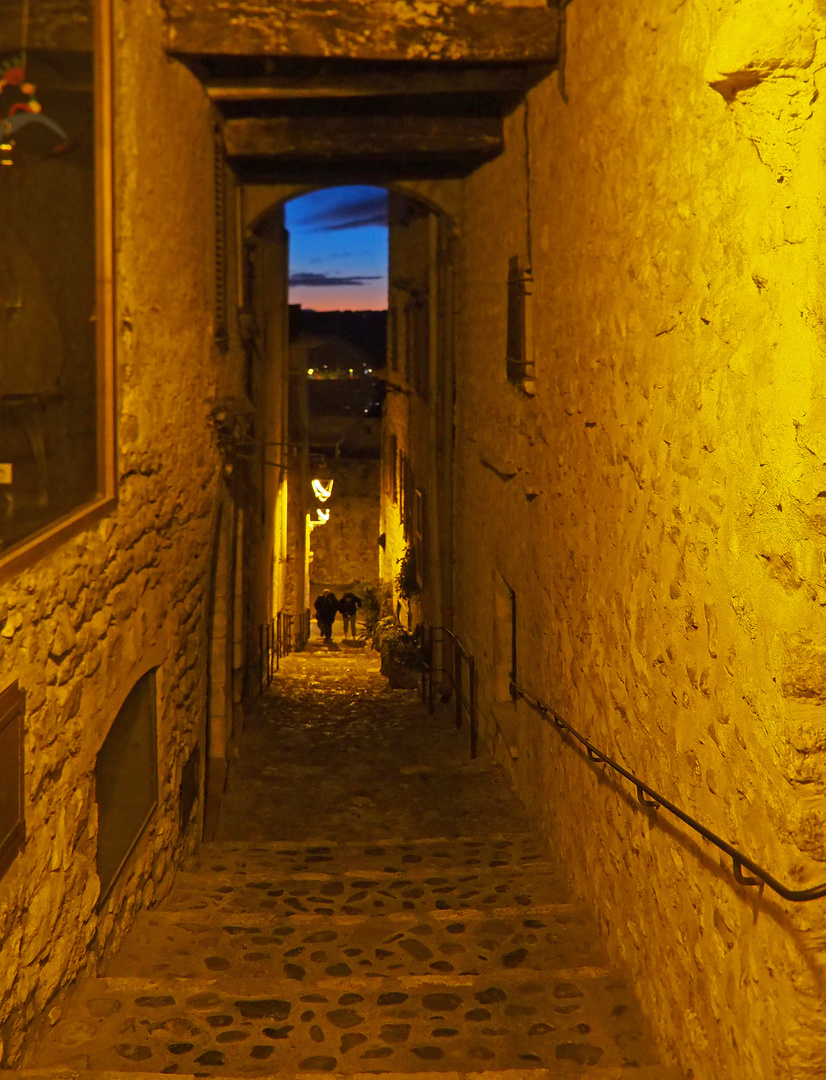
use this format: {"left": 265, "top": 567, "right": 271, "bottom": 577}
{"left": 165, "top": 1, "right": 559, "bottom": 65}
{"left": 206, "top": 66, "right": 534, "bottom": 102}
{"left": 223, "top": 114, "right": 502, "bottom": 162}
{"left": 236, "top": 157, "right": 485, "bottom": 185}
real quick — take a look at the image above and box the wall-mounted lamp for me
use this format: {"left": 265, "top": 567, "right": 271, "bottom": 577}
{"left": 312, "top": 478, "right": 334, "bottom": 502}
{"left": 308, "top": 507, "right": 330, "bottom": 530}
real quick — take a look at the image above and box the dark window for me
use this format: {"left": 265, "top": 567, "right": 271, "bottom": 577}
{"left": 406, "top": 292, "right": 430, "bottom": 400}
{"left": 413, "top": 488, "right": 425, "bottom": 590}
{"left": 388, "top": 304, "right": 398, "bottom": 372}
{"left": 95, "top": 669, "right": 158, "bottom": 903}
{"left": 506, "top": 256, "right": 534, "bottom": 394}
{"left": 179, "top": 744, "right": 200, "bottom": 833}
{"left": 213, "top": 123, "right": 228, "bottom": 347}
{"left": 0, "top": 681, "right": 25, "bottom": 880}
{"left": 399, "top": 451, "right": 407, "bottom": 527}
{"left": 388, "top": 433, "right": 398, "bottom": 503}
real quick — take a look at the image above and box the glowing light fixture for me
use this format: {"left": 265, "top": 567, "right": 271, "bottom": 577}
{"left": 308, "top": 507, "right": 330, "bottom": 530}
{"left": 312, "top": 478, "right": 334, "bottom": 502}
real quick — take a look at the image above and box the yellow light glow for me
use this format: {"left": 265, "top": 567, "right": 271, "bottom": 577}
{"left": 312, "top": 478, "right": 334, "bottom": 502}
{"left": 308, "top": 507, "right": 330, "bottom": 530}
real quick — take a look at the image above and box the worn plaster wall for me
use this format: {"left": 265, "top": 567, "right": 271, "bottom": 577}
{"left": 0, "top": 0, "right": 246, "bottom": 1062}
{"left": 452, "top": 1, "right": 826, "bottom": 1076}
{"left": 380, "top": 186, "right": 460, "bottom": 631}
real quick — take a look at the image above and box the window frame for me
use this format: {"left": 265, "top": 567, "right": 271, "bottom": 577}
{"left": 0, "top": 0, "right": 116, "bottom": 584}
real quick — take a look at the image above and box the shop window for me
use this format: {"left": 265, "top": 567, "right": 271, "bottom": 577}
{"left": 95, "top": 669, "right": 158, "bottom": 903}
{"left": 506, "top": 255, "right": 535, "bottom": 395}
{"left": 0, "top": 682, "right": 25, "bottom": 881}
{"left": 0, "top": 0, "right": 115, "bottom": 577}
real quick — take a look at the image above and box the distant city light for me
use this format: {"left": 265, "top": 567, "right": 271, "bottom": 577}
{"left": 308, "top": 367, "right": 314, "bottom": 375}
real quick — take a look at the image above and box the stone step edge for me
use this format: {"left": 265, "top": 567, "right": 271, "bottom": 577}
{"left": 197, "top": 837, "right": 549, "bottom": 852}
{"left": 146, "top": 905, "right": 580, "bottom": 925}
{"left": 72, "top": 967, "right": 616, "bottom": 997}
{"left": 174, "top": 867, "right": 564, "bottom": 885}
{"left": 11, "top": 1067, "right": 685, "bottom": 1080}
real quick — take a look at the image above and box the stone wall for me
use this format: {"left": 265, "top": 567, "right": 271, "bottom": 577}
{"left": 310, "top": 457, "right": 380, "bottom": 587}
{"left": 0, "top": 0, "right": 248, "bottom": 1062}
{"left": 451, "top": 1, "right": 826, "bottom": 1076}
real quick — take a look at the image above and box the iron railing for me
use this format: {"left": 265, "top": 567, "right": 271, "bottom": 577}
{"left": 259, "top": 609, "right": 311, "bottom": 692}
{"left": 511, "top": 679, "right": 826, "bottom": 903}
{"left": 421, "top": 625, "right": 478, "bottom": 758}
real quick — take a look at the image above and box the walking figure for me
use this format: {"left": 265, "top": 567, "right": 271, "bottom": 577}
{"left": 338, "top": 591, "right": 362, "bottom": 640}
{"left": 314, "top": 589, "right": 338, "bottom": 642}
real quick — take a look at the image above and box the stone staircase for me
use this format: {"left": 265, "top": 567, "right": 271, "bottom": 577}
{"left": 19, "top": 836, "right": 684, "bottom": 1079}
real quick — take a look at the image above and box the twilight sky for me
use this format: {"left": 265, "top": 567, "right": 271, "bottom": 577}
{"left": 286, "top": 185, "right": 388, "bottom": 311}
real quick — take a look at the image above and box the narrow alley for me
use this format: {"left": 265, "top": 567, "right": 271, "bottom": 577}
{"left": 23, "top": 650, "right": 678, "bottom": 1078}
{"left": 5, "top": 1, "right": 826, "bottom": 1078}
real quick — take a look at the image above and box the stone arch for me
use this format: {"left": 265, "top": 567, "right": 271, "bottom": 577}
{"left": 246, "top": 181, "right": 458, "bottom": 640}
{"left": 246, "top": 181, "right": 457, "bottom": 240}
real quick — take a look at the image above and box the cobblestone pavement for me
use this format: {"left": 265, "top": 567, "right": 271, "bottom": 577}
{"left": 216, "top": 648, "right": 528, "bottom": 844}
{"left": 24, "top": 649, "right": 684, "bottom": 1080}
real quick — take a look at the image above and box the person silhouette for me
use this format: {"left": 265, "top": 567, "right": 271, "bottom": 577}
{"left": 337, "top": 591, "right": 362, "bottom": 639}
{"left": 314, "top": 589, "right": 339, "bottom": 642}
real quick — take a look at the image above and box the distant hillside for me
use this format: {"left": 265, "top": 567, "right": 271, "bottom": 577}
{"left": 290, "top": 307, "right": 387, "bottom": 369}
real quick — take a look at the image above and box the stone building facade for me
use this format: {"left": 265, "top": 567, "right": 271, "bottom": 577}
{"left": 4, "top": 1, "right": 826, "bottom": 1078}
{"left": 379, "top": 2, "right": 826, "bottom": 1076}
{"left": 0, "top": 0, "right": 290, "bottom": 1060}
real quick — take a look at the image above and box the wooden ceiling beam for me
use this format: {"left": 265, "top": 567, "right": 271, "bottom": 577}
{"left": 223, "top": 114, "right": 502, "bottom": 163}
{"left": 165, "top": 0, "right": 559, "bottom": 65}
{"left": 206, "top": 66, "right": 537, "bottom": 103}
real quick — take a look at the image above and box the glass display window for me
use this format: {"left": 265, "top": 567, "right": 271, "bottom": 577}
{"left": 0, "top": 0, "right": 114, "bottom": 578}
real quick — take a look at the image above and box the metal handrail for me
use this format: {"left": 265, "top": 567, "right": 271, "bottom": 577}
{"left": 259, "top": 609, "right": 311, "bottom": 693}
{"left": 511, "top": 679, "right": 826, "bottom": 902}
{"left": 422, "top": 625, "right": 478, "bottom": 758}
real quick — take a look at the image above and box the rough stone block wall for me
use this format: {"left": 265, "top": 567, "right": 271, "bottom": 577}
{"left": 310, "top": 458, "right": 380, "bottom": 587}
{"left": 0, "top": 0, "right": 244, "bottom": 1062}
{"left": 452, "top": 1, "right": 826, "bottom": 1076}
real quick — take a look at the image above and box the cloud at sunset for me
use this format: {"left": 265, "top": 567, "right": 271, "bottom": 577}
{"left": 289, "top": 271, "right": 382, "bottom": 288}
{"left": 286, "top": 186, "right": 388, "bottom": 311}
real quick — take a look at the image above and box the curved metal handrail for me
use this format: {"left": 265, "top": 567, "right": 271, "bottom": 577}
{"left": 511, "top": 680, "right": 826, "bottom": 903}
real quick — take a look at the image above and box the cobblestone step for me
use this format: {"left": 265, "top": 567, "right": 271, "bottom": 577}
{"left": 187, "top": 838, "right": 555, "bottom": 876}
{"left": 31, "top": 972, "right": 662, "bottom": 1075}
{"left": 165, "top": 840, "right": 568, "bottom": 919}
{"left": 105, "top": 905, "right": 609, "bottom": 981}
{"left": 17, "top": 1066, "right": 686, "bottom": 1080}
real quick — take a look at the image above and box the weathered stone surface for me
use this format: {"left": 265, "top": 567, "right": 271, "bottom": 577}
{"left": 436, "top": 1, "right": 826, "bottom": 1077}
{"left": 0, "top": 0, "right": 253, "bottom": 1061}
{"left": 164, "top": 0, "right": 559, "bottom": 64}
